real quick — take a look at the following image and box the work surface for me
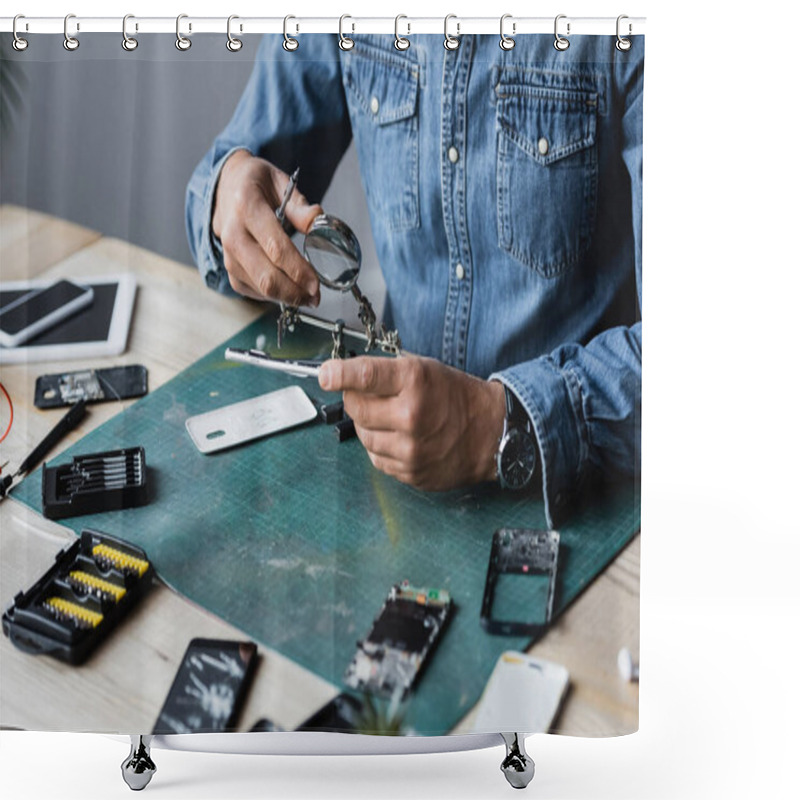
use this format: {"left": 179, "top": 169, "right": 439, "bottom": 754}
{"left": 0, "top": 205, "right": 640, "bottom": 736}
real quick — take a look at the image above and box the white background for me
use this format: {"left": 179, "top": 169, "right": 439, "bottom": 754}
{"left": 3, "top": 1, "right": 799, "bottom": 798}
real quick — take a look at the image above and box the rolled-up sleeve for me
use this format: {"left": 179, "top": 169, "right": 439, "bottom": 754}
{"left": 185, "top": 34, "right": 353, "bottom": 294}
{"left": 490, "top": 74, "right": 643, "bottom": 530}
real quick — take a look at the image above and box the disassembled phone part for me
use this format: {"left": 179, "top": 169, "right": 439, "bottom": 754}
{"left": 480, "top": 528, "right": 560, "bottom": 637}
{"left": 224, "top": 347, "right": 322, "bottom": 379}
{"left": 185, "top": 385, "right": 318, "bottom": 454}
{"left": 34, "top": 365, "right": 148, "bottom": 408}
{"left": 344, "top": 581, "right": 452, "bottom": 700}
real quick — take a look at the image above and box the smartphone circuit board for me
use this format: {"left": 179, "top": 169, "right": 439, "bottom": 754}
{"left": 343, "top": 581, "right": 452, "bottom": 700}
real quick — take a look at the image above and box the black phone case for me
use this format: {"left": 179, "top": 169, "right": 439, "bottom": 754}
{"left": 34, "top": 365, "right": 148, "bottom": 409}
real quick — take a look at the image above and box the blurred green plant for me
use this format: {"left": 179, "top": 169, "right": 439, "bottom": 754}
{"left": 353, "top": 691, "right": 408, "bottom": 736}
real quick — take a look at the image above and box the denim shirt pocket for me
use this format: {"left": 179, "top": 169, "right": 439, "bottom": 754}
{"left": 342, "top": 42, "right": 421, "bottom": 232}
{"left": 495, "top": 71, "right": 599, "bottom": 277}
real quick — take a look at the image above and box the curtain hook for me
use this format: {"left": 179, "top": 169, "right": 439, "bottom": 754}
{"left": 227, "top": 15, "right": 243, "bottom": 51}
{"left": 499, "top": 14, "right": 515, "bottom": 50}
{"left": 283, "top": 15, "right": 299, "bottom": 51}
{"left": 616, "top": 14, "right": 632, "bottom": 51}
{"left": 554, "top": 14, "right": 570, "bottom": 51}
{"left": 175, "top": 14, "right": 191, "bottom": 51}
{"left": 339, "top": 15, "right": 354, "bottom": 51}
{"left": 122, "top": 14, "right": 138, "bottom": 51}
{"left": 12, "top": 14, "right": 29, "bottom": 51}
{"left": 63, "top": 13, "right": 79, "bottom": 51}
{"left": 444, "top": 14, "right": 460, "bottom": 51}
{"left": 394, "top": 15, "right": 410, "bottom": 51}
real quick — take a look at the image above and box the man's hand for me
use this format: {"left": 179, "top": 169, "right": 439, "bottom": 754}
{"left": 212, "top": 150, "right": 322, "bottom": 306}
{"left": 318, "top": 355, "right": 506, "bottom": 491}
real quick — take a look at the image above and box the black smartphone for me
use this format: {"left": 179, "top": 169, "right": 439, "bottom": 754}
{"left": 296, "top": 693, "right": 364, "bottom": 733}
{"left": 34, "top": 365, "right": 148, "bottom": 408}
{"left": 0, "top": 279, "right": 94, "bottom": 348}
{"left": 152, "top": 638, "right": 258, "bottom": 735}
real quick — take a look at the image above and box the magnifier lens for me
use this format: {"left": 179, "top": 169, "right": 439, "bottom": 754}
{"left": 303, "top": 214, "right": 362, "bottom": 292}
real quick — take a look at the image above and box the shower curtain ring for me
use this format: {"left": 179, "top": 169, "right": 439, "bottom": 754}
{"left": 227, "top": 15, "right": 243, "bottom": 51}
{"left": 554, "top": 14, "right": 570, "bottom": 51}
{"left": 616, "top": 15, "right": 632, "bottom": 51}
{"left": 283, "top": 15, "right": 299, "bottom": 51}
{"left": 394, "top": 15, "right": 410, "bottom": 51}
{"left": 339, "top": 15, "right": 354, "bottom": 50}
{"left": 499, "top": 14, "right": 515, "bottom": 50}
{"left": 122, "top": 15, "right": 138, "bottom": 51}
{"left": 175, "top": 14, "right": 191, "bottom": 51}
{"left": 444, "top": 14, "right": 460, "bottom": 51}
{"left": 12, "top": 15, "right": 28, "bottom": 51}
{"left": 63, "top": 13, "right": 79, "bottom": 51}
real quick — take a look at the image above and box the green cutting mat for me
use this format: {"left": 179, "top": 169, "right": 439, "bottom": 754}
{"left": 13, "top": 307, "right": 639, "bottom": 735}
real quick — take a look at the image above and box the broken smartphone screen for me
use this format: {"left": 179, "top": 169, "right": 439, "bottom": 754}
{"left": 152, "top": 638, "right": 258, "bottom": 734}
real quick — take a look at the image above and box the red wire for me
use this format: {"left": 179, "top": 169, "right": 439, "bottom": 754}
{"left": 0, "top": 382, "right": 13, "bottom": 444}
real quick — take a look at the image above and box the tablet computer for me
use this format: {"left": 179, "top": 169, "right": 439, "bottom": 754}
{"left": 0, "top": 273, "right": 136, "bottom": 364}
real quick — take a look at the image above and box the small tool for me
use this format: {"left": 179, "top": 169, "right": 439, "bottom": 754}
{"left": 275, "top": 167, "right": 299, "bottom": 225}
{"left": 275, "top": 168, "right": 300, "bottom": 349}
{"left": 0, "top": 400, "right": 87, "bottom": 499}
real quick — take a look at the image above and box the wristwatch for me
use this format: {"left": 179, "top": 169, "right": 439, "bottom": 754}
{"left": 496, "top": 386, "right": 538, "bottom": 490}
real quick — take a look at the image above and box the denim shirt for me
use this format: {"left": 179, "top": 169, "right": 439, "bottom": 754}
{"left": 186, "top": 34, "right": 644, "bottom": 528}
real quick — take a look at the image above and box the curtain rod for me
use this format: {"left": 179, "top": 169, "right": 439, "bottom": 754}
{"left": 0, "top": 16, "right": 646, "bottom": 37}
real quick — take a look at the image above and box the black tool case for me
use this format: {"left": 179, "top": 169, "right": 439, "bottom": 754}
{"left": 2, "top": 529, "right": 153, "bottom": 664}
{"left": 41, "top": 446, "right": 148, "bottom": 520}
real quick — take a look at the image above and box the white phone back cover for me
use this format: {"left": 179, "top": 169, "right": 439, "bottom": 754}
{"left": 185, "top": 385, "right": 318, "bottom": 454}
{"left": 471, "top": 651, "right": 570, "bottom": 734}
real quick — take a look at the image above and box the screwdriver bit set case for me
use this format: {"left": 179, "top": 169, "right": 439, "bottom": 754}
{"left": 2, "top": 529, "right": 153, "bottom": 664}
{"left": 41, "top": 447, "right": 148, "bottom": 520}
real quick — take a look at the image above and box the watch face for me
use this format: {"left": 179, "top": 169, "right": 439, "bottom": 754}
{"left": 499, "top": 430, "right": 537, "bottom": 490}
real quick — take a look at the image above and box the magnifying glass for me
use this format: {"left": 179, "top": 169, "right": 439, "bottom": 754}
{"left": 303, "top": 213, "right": 362, "bottom": 293}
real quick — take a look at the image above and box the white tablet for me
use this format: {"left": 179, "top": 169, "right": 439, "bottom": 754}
{"left": 0, "top": 273, "right": 136, "bottom": 364}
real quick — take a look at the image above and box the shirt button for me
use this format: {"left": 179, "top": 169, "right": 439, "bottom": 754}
{"left": 455, "top": 262, "right": 465, "bottom": 280}
{"left": 538, "top": 137, "right": 549, "bottom": 156}
{"left": 448, "top": 146, "right": 459, "bottom": 164}
{"left": 370, "top": 96, "right": 380, "bottom": 115}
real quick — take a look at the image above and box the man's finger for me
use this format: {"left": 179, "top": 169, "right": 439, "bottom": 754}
{"left": 319, "top": 357, "right": 406, "bottom": 396}
{"left": 355, "top": 425, "right": 417, "bottom": 464}
{"left": 244, "top": 197, "right": 319, "bottom": 299}
{"left": 342, "top": 391, "right": 398, "bottom": 431}
{"left": 365, "top": 447, "right": 413, "bottom": 482}
{"left": 285, "top": 194, "right": 324, "bottom": 235}
{"left": 235, "top": 233, "right": 317, "bottom": 306}
{"left": 222, "top": 250, "right": 264, "bottom": 300}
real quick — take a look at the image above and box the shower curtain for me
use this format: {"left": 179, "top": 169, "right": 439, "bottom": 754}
{"left": 0, "top": 21, "right": 642, "bottom": 745}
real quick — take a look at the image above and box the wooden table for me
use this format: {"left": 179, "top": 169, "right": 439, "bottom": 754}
{"left": 0, "top": 205, "right": 639, "bottom": 736}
